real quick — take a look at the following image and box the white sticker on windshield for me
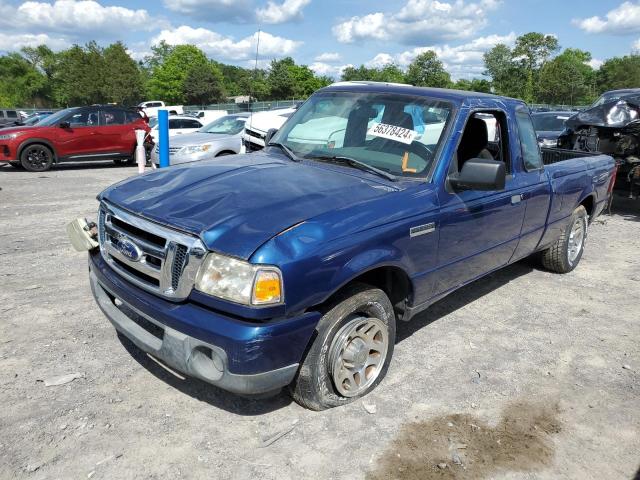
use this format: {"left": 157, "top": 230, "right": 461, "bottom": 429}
{"left": 367, "top": 123, "right": 416, "bottom": 145}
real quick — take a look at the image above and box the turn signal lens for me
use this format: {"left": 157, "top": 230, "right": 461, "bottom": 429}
{"left": 252, "top": 270, "right": 282, "bottom": 305}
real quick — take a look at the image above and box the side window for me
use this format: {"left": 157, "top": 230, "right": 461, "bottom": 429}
{"left": 183, "top": 119, "right": 202, "bottom": 128}
{"left": 125, "top": 111, "right": 141, "bottom": 123}
{"left": 515, "top": 107, "right": 543, "bottom": 171}
{"left": 101, "top": 110, "right": 126, "bottom": 126}
{"left": 0, "top": 111, "right": 5, "bottom": 118}
{"left": 454, "top": 111, "right": 509, "bottom": 174}
{"left": 6, "top": 111, "right": 17, "bottom": 118}
{"left": 168, "top": 119, "right": 180, "bottom": 129}
{"left": 66, "top": 109, "right": 99, "bottom": 127}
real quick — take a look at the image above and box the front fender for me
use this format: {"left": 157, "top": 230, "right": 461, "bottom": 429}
{"left": 18, "top": 138, "right": 58, "bottom": 162}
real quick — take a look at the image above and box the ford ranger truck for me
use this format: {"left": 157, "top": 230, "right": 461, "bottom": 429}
{"left": 87, "top": 82, "right": 616, "bottom": 410}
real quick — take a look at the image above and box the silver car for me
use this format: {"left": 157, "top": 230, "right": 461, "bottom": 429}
{"left": 151, "top": 113, "right": 249, "bottom": 166}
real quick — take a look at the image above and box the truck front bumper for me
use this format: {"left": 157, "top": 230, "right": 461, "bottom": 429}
{"left": 89, "top": 251, "right": 320, "bottom": 395}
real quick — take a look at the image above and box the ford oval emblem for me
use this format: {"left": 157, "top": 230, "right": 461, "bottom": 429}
{"left": 116, "top": 237, "right": 142, "bottom": 262}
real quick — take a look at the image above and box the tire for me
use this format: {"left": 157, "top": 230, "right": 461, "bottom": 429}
{"left": 20, "top": 144, "right": 54, "bottom": 172}
{"left": 289, "top": 283, "right": 396, "bottom": 410}
{"left": 8, "top": 161, "right": 22, "bottom": 169}
{"left": 541, "top": 205, "right": 588, "bottom": 273}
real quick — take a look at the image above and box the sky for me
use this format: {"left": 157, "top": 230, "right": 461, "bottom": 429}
{"left": 0, "top": 0, "right": 639, "bottom": 79}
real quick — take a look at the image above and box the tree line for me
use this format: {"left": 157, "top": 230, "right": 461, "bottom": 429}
{"left": 1, "top": 32, "right": 639, "bottom": 108}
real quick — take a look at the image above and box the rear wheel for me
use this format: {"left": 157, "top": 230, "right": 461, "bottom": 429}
{"left": 541, "top": 205, "right": 588, "bottom": 273}
{"left": 20, "top": 144, "right": 54, "bottom": 172}
{"left": 289, "top": 283, "right": 395, "bottom": 410}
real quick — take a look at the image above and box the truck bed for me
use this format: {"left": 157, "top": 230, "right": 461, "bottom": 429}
{"left": 541, "top": 147, "right": 601, "bottom": 165}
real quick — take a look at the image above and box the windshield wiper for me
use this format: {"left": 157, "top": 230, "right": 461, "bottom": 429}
{"left": 267, "top": 142, "right": 301, "bottom": 162}
{"left": 308, "top": 154, "right": 396, "bottom": 182}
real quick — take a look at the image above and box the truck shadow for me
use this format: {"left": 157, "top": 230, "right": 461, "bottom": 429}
{"left": 117, "top": 259, "right": 536, "bottom": 415}
{"left": 397, "top": 260, "right": 535, "bottom": 343}
{"left": 116, "top": 332, "right": 293, "bottom": 416}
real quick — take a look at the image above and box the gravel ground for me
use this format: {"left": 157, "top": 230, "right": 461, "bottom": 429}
{"left": 1, "top": 163, "right": 639, "bottom": 480}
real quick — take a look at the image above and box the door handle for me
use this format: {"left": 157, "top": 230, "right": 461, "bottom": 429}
{"left": 511, "top": 194, "right": 524, "bottom": 205}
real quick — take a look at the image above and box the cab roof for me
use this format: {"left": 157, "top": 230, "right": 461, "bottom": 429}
{"left": 320, "top": 81, "right": 524, "bottom": 108}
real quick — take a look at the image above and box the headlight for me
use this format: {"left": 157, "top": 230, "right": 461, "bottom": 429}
{"left": 180, "top": 144, "right": 212, "bottom": 155}
{"left": 0, "top": 133, "right": 22, "bottom": 140}
{"left": 540, "top": 138, "right": 558, "bottom": 148}
{"left": 195, "top": 252, "right": 283, "bottom": 306}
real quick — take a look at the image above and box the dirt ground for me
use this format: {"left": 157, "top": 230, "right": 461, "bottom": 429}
{"left": 1, "top": 162, "right": 639, "bottom": 480}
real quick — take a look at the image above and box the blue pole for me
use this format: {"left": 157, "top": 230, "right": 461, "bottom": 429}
{"left": 158, "top": 110, "right": 169, "bottom": 168}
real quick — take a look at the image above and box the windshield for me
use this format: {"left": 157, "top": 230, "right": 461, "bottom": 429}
{"left": 272, "top": 91, "right": 452, "bottom": 178}
{"left": 37, "top": 108, "right": 77, "bottom": 126}
{"left": 200, "top": 115, "right": 246, "bottom": 134}
{"left": 532, "top": 113, "right": 570, "bottom": 132}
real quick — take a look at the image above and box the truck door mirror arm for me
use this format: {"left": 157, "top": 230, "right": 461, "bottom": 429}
{"left": 448, "top": 158, "right": 506, "bottom": 191}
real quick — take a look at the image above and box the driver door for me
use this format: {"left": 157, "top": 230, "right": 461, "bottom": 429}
{"left": 55, "top": 107, "right": 101, "bottom": 159}
{"left": 433, "top": 110, "right": 526, "bottom": 296}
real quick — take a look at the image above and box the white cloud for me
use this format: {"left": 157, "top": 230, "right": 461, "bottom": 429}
{"left": 574, "top": 1, "right": 640, "bottom": 35}
{"left": 164, "top": 0, "right": 254, "bottom": 23}
{"left": 309, "top": 61, "right": 352, "bottom": 77}
{"left": 12, "top": 0, "right": 155, "bottom": 34}
{"left": 587, "top": 58, "right": 603, "bottom": 70}
{"left": 314, "top": 52, "right": 341, "bottom": 62}
{"left": 152, "top": 26, "right": 302, "bottom": 61}
{"left": 333, "top": 0, "right": 501, "bottom": 45}
{"left": 366, "top": 53, "right": 395, "bottom": 68}
{"left": 363, "top": 32, "right": 515, "bottom": 80}
{"left": 0, "top": 32, "right": 69, "bottom": 51}
{"left": 256, "top": 0, "right": 310, "bottom": 24}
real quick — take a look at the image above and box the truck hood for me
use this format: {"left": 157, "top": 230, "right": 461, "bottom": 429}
{"left": 100, "top": 151, "right": 398, "bottom": 259}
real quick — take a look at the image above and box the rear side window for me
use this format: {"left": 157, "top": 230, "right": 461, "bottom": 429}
{"left": 6, "top": 111, "right": 17, "bottom": 118}
{"left": 515, "top": 106, "right": 543, "bottom": 171}
{"left": 102, "top": 110, "right": 126, "bottom": 125}
{"left": 181, "top": 119, "right": 202, "bottom": 128}
{"left": 0, "top": 111, "right": 5, "bottom": 118}
{"left": 125, "top": 111, "right": 141, "bottom": 123}
{"left": 168, "top": 119, "right": 180, "bottom": 129}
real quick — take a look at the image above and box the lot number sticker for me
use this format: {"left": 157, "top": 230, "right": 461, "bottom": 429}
{"left": 367, "top": 123, "right": 416, "bottom": 145}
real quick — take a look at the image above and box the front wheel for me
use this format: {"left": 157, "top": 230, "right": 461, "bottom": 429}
{"left": 541, "top": 205, "right": 588, "bottom": 273}
{"left": 20, "top": 144, "right": 54, "bottom": 172}
{"left": 289, "top": 283, "right": 395, "bottom": 410}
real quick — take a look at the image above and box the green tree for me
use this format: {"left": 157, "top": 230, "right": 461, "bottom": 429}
{"left": 268, "top": 57, "right": 296, "bottom": 99}
{"left": 484, "top": 43, "right": 526, "bottom": 98}
{"left": 183, "top": 62, "right": 225, "bottom": 105}
{"left": 102, "top": 42, "right": 143, "bottom": 105}
{"left": 52, "top": 43, "right": 106, "bottom": 106}
{"left": 512, "top": 33, "right": 559, "bottom": 102}
{"left": 405, "top": 51, "right": 451, "bottom": 88}
{"left": 597, "top": 55, "right": 640, "bottom": 92}
{"left": 146, "top": 44, "right": 210, "bottom": 103}
{"left": 537, "top": 49, "right": 596, "bottom": 105}
{"left": 341, "top": 64, "right": 405, "bottom": 83}
{"left": 453, "top": 78, "right": 492, "bottom": 93}
{"left": 0, "top": 53, "right": 47, "bottom": 107}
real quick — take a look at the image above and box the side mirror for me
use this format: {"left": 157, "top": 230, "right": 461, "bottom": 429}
{"left": 265, "top": 128, "right": 278, "bottom": 145}
{"left": 59, "top": 121, "right": 70, "bottom": 129}
{"left": 449, "top": 158, "right": 506, "bottom": 191}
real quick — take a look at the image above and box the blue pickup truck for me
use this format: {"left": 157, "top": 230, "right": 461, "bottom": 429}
{"left": 87, "top": 83, "right": 616, "bottom": 410}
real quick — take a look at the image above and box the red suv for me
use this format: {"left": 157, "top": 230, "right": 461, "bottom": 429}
{"left": 0, "top": 105, "right": 150, "bottom": 172}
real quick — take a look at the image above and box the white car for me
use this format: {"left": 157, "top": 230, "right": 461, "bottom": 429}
{"left": 150, "top": 113, "right": 249, "bottom": 166}
{"left": 138, "top": 101, "right": 184, "bottom": 118}
{"left": 242, "top": 107, "right": 296, "bottom": 151}
{"left": 149, "top": 115, "right": 204, "bottom": 144}
{"left": 190, "top": 110, "right": 228, "bottom": 125}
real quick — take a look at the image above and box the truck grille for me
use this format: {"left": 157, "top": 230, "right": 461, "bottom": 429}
{"left": 98, "top": 202, "right": 206, "bottom": 300}
{"left": 244, "top": 128, "right": 265, "bottom": 140}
